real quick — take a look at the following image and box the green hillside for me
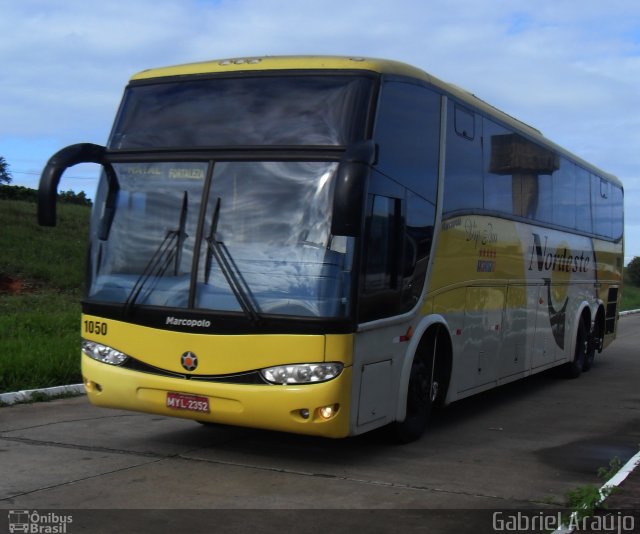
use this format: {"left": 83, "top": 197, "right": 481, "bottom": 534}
{"left": 0, "top": 199, "right": 89, "bottom": 393}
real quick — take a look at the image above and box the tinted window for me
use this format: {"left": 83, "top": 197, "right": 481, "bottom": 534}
{"left": 592, "top": 174, "right": 613, "bottom": 238}
{"left": 575, "top": 167, "right": 592, "bottom": 233}
{"left": 364, "top": 195, "right": 400, "bottom": 292}
{"left": 359, "top": 194, "right": 403, "bottom": 322}
{"left": 611, "top": 184, "right": 624, "bottom": 240}
{"left": 484, "top": 120, "right": 560, "bottom": 218}
{"left": 483, "top": 120, "right": 514, "bottom": 215}
{"left": 373, "top": 82, "right": 440, "bottom": 201}
{"left": 400, "top": 191, "right": 435, "bottom": 312}
{"left": 109, "top": 76, "right": 374, "bottom": 148}
{"left": 534, "top": 173, "right": 553, "bottom": 224}
{"left": 455, "top": 105, "right": 475, "bottom": 140}
{"left": 551, "top": 159, "right": 576, "bottom": 228}
{"left": 443, "top": 102, "right": 482, "bottom": 213}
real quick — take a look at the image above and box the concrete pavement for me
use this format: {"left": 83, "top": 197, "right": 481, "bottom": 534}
{"left": 1, "top": 315, "right": 640, "bottom": 533}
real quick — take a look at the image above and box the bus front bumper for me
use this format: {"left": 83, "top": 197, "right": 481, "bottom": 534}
{"left": 81, "top": 354, "right": 352, "bottom": 438}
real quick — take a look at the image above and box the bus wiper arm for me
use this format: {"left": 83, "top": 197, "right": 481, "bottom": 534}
{"left": 174, "top": 191, "right": 189, "bottom": 276}
{"left": 124, "top": 191, "right": 189, "bottom": 314}
{"left": 204, "top": 197, "right": 261, "bottom": 324}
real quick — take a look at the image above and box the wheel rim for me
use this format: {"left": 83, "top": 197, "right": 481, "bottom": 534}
{"left": 430, "top": 380, "right": 439, "bottom": 403}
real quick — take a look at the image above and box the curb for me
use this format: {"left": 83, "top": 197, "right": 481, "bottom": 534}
{"left": 0, "top": 383, "right": 85, "bottom": 406}
{"left": 602, "top": 448, "right": 640, "bottom": 493}
{"left": 552, "top": 449, "right": 640, "bottom": 534}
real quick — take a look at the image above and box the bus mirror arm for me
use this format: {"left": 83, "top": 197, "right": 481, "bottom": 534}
{"left": 97, "top": 165, "right": 120, "bottom": 241}
{"left": 331, "top": 140, "right": 377, "bottom": 237}
{"left": 38, "top": 143, "right": 108, "bottom": 227}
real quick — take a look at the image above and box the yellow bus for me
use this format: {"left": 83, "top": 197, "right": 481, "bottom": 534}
{"left": 38, "top": 56, "right": 624, "bottom": 442}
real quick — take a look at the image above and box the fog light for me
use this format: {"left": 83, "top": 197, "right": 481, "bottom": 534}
{"left": 83, "top": 379, "right": 102, "bottom": 392}
{"left": 318, "top": 404, "right": 339, "bottom": 420}
{"left": 299, "top": 409, "right": 310, "bottom": 420}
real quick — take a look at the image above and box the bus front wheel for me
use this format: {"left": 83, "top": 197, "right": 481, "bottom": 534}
{"left": 390, "top": 338, "right": 439, "bottom": 443}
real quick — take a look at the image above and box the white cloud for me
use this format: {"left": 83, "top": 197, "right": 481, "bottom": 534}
{"left": 1, "top": 0, "right": 639, "bottom": 259}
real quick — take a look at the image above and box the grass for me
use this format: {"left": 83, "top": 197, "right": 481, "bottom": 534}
{"left": 563, "top": 456, "right": 622, "bottom": 523}
{"left": 0, "top": 199, "right": 89, "bottom": 289}
{"left": 0, "top": 292, "right": 83, "bottom": 391}
{"left": 0, "top": 199, "right": 89, "bottom": 393}
{"left": 621, "top": 283, "right": 640, "bottom": 312}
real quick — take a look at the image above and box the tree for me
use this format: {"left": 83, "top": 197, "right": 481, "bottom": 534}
{"left": 627, "top": 257, "right": 640, "bottom": 287}
{"left": 0, "top": 156, "right": 12, "bottom": 184}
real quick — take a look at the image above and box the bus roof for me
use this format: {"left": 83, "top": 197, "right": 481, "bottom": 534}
{"left": 130, "top": 55, "right": 620, "bottom": 188}
{"left": 131, "top": 55, "right": 426, "bottom": 80}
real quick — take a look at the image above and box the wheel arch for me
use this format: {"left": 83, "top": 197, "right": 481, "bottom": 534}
{"left": 394, "top": 314, "right": 453, "bottom": 422}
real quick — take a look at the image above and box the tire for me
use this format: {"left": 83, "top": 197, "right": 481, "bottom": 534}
{"left": 564, "top": 319, "right": 588, "bottom": 379}
{"left": 583, "top": 319, "right": 600, "bottom": 372}
{"left": 390, "top": 336, "right": 440, "bottom": 443}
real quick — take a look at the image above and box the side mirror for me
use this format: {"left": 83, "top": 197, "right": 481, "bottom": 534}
{"left": 331, "top": 140, "right": 377, "bottom": 237}
{"left": 38, "top": 143, "right": 108, "bottom": 227}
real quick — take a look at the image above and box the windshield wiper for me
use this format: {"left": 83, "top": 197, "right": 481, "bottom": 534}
{"left": 204, "top": 197, "right": 261, "bottom": 324}
{"left": 124, "top": 191, "right": 189, "bottom": 314}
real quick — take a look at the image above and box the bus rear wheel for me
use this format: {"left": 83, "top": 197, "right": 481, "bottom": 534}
{"left": 564, "top": 319, "right": 588, "bottom": 379}
{"left": 583, "top": 320, "right": 601, "bottom": 372}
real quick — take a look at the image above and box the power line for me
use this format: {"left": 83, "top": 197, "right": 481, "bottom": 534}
{"left": 11, "top": 169, "right": 98, "bottom": 181}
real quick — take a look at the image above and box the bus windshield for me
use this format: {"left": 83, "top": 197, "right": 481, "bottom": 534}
{"left": 87, "top": 160, "right": 354, "bottom": 319}
{"left": 109, "top": 75, "right": 374, "bottom": 149}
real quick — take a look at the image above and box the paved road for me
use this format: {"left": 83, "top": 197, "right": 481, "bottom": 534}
{"left": 1, "top": 315, "right": 639, "bottom": 533}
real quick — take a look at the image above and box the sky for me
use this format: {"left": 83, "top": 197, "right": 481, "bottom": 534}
{"left": 1, "top": 0, "right": 639, "bottom": 263}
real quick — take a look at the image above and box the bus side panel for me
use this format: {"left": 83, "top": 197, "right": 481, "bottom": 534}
{"left": 426, "top": 214, "right": 621, "bottom": 402}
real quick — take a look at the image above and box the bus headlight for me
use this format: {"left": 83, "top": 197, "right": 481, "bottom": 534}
{"left": 260, "top": 363, "right": 343, "bottom": 384}
{"left": 81, "top": 340, "right": 129, "bottom": 366}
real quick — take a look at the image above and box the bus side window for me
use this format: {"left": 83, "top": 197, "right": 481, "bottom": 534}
{"left": 373, "top": 81, "right": 440, "bottom": 202}
{"left": 484, "top": 119, "right": 560, "bottom": 220}
{"left": 592, "top": 174, "right": 613, "bottom": 239}
{"left": 360, "top": 194, "right": 402, "bottom": 322}
{"left": 550, "top": 158, "right": 576, "bottom": 228}
{"left": 483, "top": 119, "right": 515, "bottom": 215}
{"left": 455, "top": 105, "right": 474, "bottom": 140}
{"left": 443, "top": 102, "right": 482, "bottom": 214}
{"left": 364, "top": 195, "right": 400, "bottom": 291}
{"left": 611, "top": 184, "right": 623, "bottom": 240}
{"left": 575, "top": 167, "right": 592, "bottom": 234}
{"left": 400, "top": 192, "right": 435, "bottom": 312}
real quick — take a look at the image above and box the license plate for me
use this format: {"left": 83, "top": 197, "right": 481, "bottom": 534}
{"left": 166, "top": 392, "right": 210, "bottom": 413}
